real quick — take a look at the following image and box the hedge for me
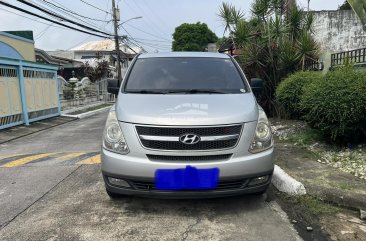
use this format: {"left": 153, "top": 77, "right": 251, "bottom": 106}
{"left": 276, "top": 71, "right": 323, "bottom": 119}
{"left": 300, "top": 67, "right": 366, "bottom": 143}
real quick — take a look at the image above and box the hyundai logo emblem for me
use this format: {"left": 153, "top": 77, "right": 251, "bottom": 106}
{"left": 179, "top": 133, "right": 200, "bottom": 145}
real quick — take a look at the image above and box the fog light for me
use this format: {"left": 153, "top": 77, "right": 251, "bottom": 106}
{"left": 248, "top": 175, "right": 269, "bottom": 187}
{"left": 108, "top": 177, "right": 130, "bottom": 188}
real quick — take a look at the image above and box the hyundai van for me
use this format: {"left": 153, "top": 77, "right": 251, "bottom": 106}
{"left": 102, "top": 52, "right": 274, "bottom": 198}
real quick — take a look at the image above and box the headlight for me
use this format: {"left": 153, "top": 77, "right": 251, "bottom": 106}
{"left": 103, "top": 111, "right": 129, "bottom": 154}
{"left": 249, "top": 106, "right": 273, "bottom": 153}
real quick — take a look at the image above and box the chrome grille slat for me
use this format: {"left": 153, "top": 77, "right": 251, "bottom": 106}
{"left": 136, "top": 124, "right": 243, "bottom": 151}
{"left": 136, "top": 125, "right": 242, "bottom": 136}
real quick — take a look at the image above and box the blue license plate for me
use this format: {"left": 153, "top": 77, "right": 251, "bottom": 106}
{"left": 155, "top": 166, "right": 220, "bottom": 190}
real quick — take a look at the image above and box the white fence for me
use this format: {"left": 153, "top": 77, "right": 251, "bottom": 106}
{"left": 59, "top": 77, "right": 115, "bottom": 110}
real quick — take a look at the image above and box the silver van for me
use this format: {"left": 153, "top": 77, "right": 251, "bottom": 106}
{"left": 102, "top": 52, "right": 273, "bottom": 198}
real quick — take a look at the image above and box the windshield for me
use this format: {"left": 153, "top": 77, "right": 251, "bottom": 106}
{"left": 124, "top": 57, "right": 247, "bottom": 94}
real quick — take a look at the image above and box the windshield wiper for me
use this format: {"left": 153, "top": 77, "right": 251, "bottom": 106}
{"left": 125, "top": 90, "right": 168, "bottom": 94}
{"left": 126, "top": 89, "right": 228, "bottom": 94}
{"left": 165, "top": 89, "right": 227, "bottom": 94}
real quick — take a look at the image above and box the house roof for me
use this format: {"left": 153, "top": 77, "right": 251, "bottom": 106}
{"left": 35, "top": 48, "right": 83, "bottom": 65}
{"left": 71, "top": 39, "right": 141, "bottom": 55}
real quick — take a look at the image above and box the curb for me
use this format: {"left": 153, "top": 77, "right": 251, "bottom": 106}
{"left": 0, "top": 117, "right": 77, "bottom": 145}
{"left": 273, "top": 165, "right": 366, "bottom": 217}
{"left": 62, "top": 106, "right": 111, "bottom": 119}
{"left": 272, "top": 165, "right": 307, "bottom": 196}
{"left": 61, "top": 102, "right": 106, "bottom": 115}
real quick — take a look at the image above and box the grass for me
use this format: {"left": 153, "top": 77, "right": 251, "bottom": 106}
{"left": 285, "top": 195, "right": 339, "bottom": 215}
{"left": 69, "top": 103, "right": 112, "bottom": 115}
{"left": 287, "top": 127, "right": 324, "bottom": 146}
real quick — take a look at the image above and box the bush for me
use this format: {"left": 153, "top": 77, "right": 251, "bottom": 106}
{"left": 276, "top": 71, "right": 323, "bottom": 119}
{"left": 300, "top": 67, "right": 366, "bottom": 143}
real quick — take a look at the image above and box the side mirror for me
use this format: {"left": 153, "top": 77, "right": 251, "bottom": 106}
{"left": 250, "top": 78, "right": 264, "bottom": 94}
{"left": 250, "top": 78, "right": 263, "bottom": 97}
{"left": 107, "top": 79, "right": 120, "bottom": 95}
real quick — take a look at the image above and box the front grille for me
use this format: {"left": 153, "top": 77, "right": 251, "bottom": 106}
{"left": 136, "top": 125, "right": 242, "bottom": 136}
{"left": 129, "top": 179, "right": 249, "bottom": 191}
{"left": 136, "top": 124, "right": 243, "bottom": 151}
{"left": 146, "top": 154, "right": 232, "bottom": 162}
{"left": 141, "top": 139, "right": 238, "bottom": 150}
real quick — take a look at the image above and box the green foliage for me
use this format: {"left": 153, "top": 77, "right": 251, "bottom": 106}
{"left": 63, "top": 82, "right": 80, "bottom": 100}
{"left": 218, "top": 0, "right": 320, "bottom": 115}
{"left": 218, "top": 2, "right": 244, "bottom": 35}
{"left": 172, "top": 22, "right": 218, "bottom": 51}
{"left": 339, "top": 1, "right": 352, "bottom": 10}
{"left": 347, "top": 0, "right": 366, "bottom": 31}
{"left": 300, "top": 67, "right": 366, "bottom": 143}
{"left": 84, "top": 60, "right": 109, "bottom": 82}
{"left": 287, "top": 127, "right": 324, "bottom": 146}
{"left": 276, "top": 71, "right": 322, "bottom": 118}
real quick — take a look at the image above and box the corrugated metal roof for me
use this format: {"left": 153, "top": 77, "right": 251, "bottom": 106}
{"left": 71, "top": 39, "right": 141, "bottom": 54}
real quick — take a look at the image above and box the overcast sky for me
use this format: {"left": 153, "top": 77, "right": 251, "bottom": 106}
{"left": 0, "top": 0, "right": 345, "bottom": 52}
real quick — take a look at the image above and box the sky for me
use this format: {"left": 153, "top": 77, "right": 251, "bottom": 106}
{"left": 0, "top": 0, "right": 346, "bottom": 52}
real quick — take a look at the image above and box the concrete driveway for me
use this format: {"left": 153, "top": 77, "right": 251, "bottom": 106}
{"left": 0, "top": 111, "right": 302, "bottom": 241}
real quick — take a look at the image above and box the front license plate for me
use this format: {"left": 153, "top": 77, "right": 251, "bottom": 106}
{"left": 155, "top": 166, "right": 220, "bottom": 191}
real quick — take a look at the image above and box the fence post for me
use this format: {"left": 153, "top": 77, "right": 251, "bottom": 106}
{"left": 54, "top": 70, "right": 61, "bottom": 114}
{"left": 18, "top": 61, "right": 29, "bottom": 125}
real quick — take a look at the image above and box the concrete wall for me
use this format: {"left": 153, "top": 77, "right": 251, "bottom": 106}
{"left": 0, "top": 32, "right": 35, "bottom": 61}
{"left": 312, "top": 10, "right": 366, "bottom": 54}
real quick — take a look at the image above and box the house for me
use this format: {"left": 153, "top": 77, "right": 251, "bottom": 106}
{"left": 48, "top": 39, "right": 142, "bottom": 79}
{"left": 35, "top": 48, "right": 83, "bottom": 68}
{"left": 0, "top": 31, "right": 60, "bottom": 129}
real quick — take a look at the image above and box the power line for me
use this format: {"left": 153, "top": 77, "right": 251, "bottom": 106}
{"left": 35, "top": 0, "right": 109, "bottom": 33}
{"left": 0, "top": 1, "right": 109, "bottom": 38}
{"left": 79, "top": 0, "right": 111, "bottom": 15}
{"left": 16, "top": 0, "right": 114, "bottom": 37}
{"left": 142, "top": 0, "right": 171, "bottom": 31}
{"left": 40, "top": 0, "right": 110, "bottom": 23}
{"left": 130, "top": 0, "right": 170, "bottom": 40}
{"left": 133, "top": 37, "right": 172, "bottom": 43}
{"left": 0, "top": 7, "right": 69, "bottom": 32}
{"left": 119, "top": 26, "right": 146, "bottom": 54}
{"left": 124, "top": 23, "right": 171, "bottom": 41}
{"left": 122, "top": 0, "right": 170, "bottom": 40}
{"left": 67, "top": 0, "right": 111, "bottom": 49}
{"left": 35, "top": 23, "right": 54, "bottom": 39}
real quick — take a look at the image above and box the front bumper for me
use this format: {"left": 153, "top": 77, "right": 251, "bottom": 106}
{"left": 103, "top": 173, "right": 272, "bottom": 198}
{"left": 101, "top": 147, "right": 274, "bottom": 198}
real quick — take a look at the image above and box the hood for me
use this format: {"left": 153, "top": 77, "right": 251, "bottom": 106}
{"left": 116, "top": 93, "right": 258, "bottom": 126}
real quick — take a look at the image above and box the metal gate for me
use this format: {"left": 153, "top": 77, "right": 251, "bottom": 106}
{"left": 0, "top": 58, "right": 60, "bottom": 130}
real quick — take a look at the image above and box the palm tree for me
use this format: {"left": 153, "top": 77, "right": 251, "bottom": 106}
{"left": 348, "top": 0, "right": 366, "bottom": 31}
{"left": 218, "top": 0, "right": 320, "bottom": 115}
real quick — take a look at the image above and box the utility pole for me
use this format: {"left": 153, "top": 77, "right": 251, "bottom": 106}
{"left": 112, "top": 0, "right": 122, "bottom": 86}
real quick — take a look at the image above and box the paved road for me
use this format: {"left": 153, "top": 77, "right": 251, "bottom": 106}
{"left": 0, "top": 111, "right": 302, "bottom": 241}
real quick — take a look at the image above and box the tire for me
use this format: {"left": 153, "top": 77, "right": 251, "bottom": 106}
{"left": 106, "top": 189, "right": 123, "bottom": 199}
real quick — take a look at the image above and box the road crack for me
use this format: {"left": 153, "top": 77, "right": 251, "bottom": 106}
{"left": 181, "top": 217, "right": 201, "bottom": 241}
{"left": 0, "top": 165, "right": 82, "bottom": 231}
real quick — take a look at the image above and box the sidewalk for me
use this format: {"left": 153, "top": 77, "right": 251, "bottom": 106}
{"left": 0, "top": 116, "right": 76, "bottom": 144}
{"left": 274, "top": 140, "right": 366, "bottom": 211}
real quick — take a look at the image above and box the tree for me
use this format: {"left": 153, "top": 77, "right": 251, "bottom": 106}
{"left": 339, "top": 1, "right": 352, "bottom": 10}
{"left": 347, "top": 0, "right": 366, "bottom": 31}
{"left": 84, "top": 60, "right": 109, "bottom": 82}
{"left": 218, "top": 0, "right": 320, "bottom": 115}
{"left": 172, "top": 22, "right": 218, "bottom": 51}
